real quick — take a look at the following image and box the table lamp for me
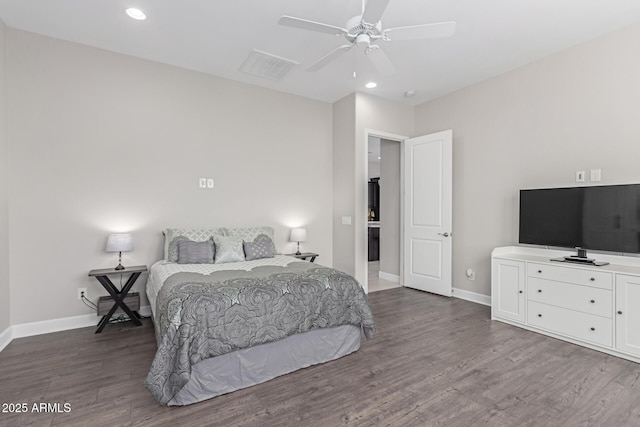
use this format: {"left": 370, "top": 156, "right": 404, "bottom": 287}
{"left": 106, "top": 233, "right": 133, "bottom": 270}
{"left": 290, "top": 228, "right": 307, "bottom": 256}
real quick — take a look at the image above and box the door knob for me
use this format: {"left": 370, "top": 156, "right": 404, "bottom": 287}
{"left": 438, "top": 232, "right": 450, "bottom": 237}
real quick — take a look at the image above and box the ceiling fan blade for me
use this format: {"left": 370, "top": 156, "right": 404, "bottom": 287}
{"left": 384, "top": 21, "right": 456, "bottom": 41}
{"left": 365, "top": 45, "right": 396, "bottom": 75}
{"left": 306, "top": 44, "right": 353, "bottom": 72}
{"left": 278, "top": 15, "right": 347, "bottom": 37}
{"left": 362, "top": 0, "right": 391, "bottom": 24}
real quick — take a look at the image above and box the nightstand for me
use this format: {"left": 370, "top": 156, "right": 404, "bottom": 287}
{"left": 88, "top": 265, "right": 147, "bottom": 333}
{"left": 287, "top": 252, "right": 319, "bottom": 262}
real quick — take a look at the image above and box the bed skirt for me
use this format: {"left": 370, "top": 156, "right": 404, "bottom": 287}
{"left": 168, "top": 324, "right": 362, "bottom": 406}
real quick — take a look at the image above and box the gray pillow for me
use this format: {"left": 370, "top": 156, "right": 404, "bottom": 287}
{"left": 213, "top": 235, "right": 245, "bottom": 264}
{"left": 168, "top": 236, "right": 189, "bottom": 262}
{"left": 243, "top": 238, "right": 275, "bottom": 261}
{"left": 177, "top": 239, "right": 215, "bottom": 264}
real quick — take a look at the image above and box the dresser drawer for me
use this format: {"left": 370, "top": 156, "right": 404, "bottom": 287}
{"left": 527, "top": 278, "right": 612, "bottom": 318}
{"left": 527, "top": 301, "right": 613, "bottom": 348}
{"left": 528, "top": 263, "right": 613, "bottom": 290}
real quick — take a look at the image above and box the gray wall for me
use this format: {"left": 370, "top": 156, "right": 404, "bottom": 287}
{"left": 379, "top": 139, "right": 401, "bottom": 277}
{"left": 415, "top": 22, "right": 640, "bottom": 297}
{"left": 6, "top": 29, "right": 334, "bottom": 324}
{"left": 0, "top": 19, "right": 9, "bottom": 333}
{"left": 332, "top": 93, "right": 356, "bottom": 275}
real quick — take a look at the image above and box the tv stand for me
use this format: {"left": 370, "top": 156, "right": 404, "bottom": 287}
{"left": 492, "top": 246, "right": 640, "bottom": 363}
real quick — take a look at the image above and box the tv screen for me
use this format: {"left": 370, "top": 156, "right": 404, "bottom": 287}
{"left": 519, "top": 184, "right": 640, "bottom": 254}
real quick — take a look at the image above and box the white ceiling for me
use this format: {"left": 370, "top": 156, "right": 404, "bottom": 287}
{"left": 1, "top": 0, "right": 640, "bottom": 106}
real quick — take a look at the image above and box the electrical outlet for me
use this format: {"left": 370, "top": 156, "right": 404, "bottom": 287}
{"left": 207, "top": 178, "right": 214, "bottom": 188}
{"left": 576, "top": 171, "right": 585, "bottom": 183}
{"left": 78, "top": 288, "right": 87, "bottom": 300}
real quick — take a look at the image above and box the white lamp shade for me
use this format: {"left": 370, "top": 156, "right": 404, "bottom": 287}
{"left": 290, "top": 228, "right": 307, "bottom": 243}
{"left": 106, "top": 233, "right": 134, "bottom": 252}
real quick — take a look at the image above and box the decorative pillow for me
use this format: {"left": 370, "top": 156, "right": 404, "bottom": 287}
{"left": 213, "top": 235, "right": 245, "bottom": 264}
{"left": 223, "top": 227, "right": 277, "bottom": 253}
{"left": 177, "top": 239, "right": 215, "bottom": 264}
{"left": 163, "top": 228, "right": 224, "bottom": 261}
{"left": 243, "top": 237, "right": 275, "bottom": 261}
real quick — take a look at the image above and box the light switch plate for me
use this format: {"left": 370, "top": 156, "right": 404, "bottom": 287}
{"left": 576, "top": 171, "right": 585, "bottom": 183}
{"left": 590, "top": 169, "right": 601, "bottom": 182}
{"left": 199, "top": 178, "right": 207, "bottom": 188}
{"left": 341, "top": 216, "right": 352, "bottom": 225}
{"left": 207, "top": 178, "right": 214, "bottom": 188}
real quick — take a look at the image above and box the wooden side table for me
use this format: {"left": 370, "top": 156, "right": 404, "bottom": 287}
{"left": 88, "top": 265, "right": 147, "bottom": 333}
{"left": 287, "top": 252, "right": 319, "bottom": 263}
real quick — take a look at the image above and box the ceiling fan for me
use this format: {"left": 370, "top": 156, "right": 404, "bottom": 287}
{"left": 278, "top": 0, "right": 456, "bottom": 75}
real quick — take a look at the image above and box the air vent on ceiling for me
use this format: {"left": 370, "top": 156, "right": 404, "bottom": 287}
{"left": 239, "top": 49, "right": 299, "bottom": 81}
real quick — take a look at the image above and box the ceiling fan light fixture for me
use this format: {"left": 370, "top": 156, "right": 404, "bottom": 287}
{"left": 125, "top": 8, "right": 147, "bottom": 20}
{"left": 365, "top": 82, "right": 377, "bottom": 89}
{"left": 279, "top": 0, "right": 455, "bottom": 74}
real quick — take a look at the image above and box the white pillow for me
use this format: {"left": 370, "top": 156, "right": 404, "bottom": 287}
{"left": 213, "top": 235, "right": 245, "bottom": 264}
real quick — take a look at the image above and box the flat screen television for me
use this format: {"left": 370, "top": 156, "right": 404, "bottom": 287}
{"left": 519, "top": 184, "right": 640, "bottom": 258}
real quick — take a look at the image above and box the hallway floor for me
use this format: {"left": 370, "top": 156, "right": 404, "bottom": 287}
{"left": 367, "top": 261, "right": 402, "bottom": 292}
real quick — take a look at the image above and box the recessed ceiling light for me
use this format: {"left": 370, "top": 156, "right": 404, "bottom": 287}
{"left": 405, "top": 90, "right": 416, "bottom": 98}
{"left": 126, "top": 8, "right": 147, "bottom": 20}
{"left": 365, "top": 82, "right": 377, "bottom": 89}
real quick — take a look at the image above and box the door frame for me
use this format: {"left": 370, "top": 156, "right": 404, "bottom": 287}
{"left": 362, "top": 129, "right": 408, "bottom": 292}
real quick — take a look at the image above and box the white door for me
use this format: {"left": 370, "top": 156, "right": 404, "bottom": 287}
{"left": 403, "top": 130, "right": 452, "bottom": 296}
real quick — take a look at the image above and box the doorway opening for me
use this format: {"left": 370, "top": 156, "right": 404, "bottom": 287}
{"left": 366, "top": 134, "right": 403, "bottom": 293}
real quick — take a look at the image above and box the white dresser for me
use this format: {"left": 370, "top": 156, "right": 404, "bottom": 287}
{"left": 492, "top": 246, "right": 640, "bottom": 363}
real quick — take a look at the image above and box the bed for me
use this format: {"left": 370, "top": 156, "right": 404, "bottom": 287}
{"left": 144, "top": 227, "right": 375, "bottom": 406}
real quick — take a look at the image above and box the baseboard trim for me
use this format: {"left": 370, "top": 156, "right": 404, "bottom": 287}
{"left": 452, "top": 287, "right": 490, "bottom": 306}
{"left": 379, "top": 271, "right": 400, "bottom": 283}
{"left": 3, "top": 305, "right": 152, "bottom": 350}
{"left": 0, "top": 326, "right": 13, "bottom": 352}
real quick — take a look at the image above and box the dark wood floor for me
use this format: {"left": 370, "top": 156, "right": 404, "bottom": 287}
{"left": 2, "top": 287, "right": 640, "bottom": 426}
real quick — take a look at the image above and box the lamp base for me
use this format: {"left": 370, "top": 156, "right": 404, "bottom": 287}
{"left": 295, "top": 250, "right": 302, "bottom": 256}
{"left": 115, "top": 251, "right": 125, "bottom": 270}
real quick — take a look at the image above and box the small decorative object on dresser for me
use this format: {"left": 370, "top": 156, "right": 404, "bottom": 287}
{"left": 491, "top": 246, "right": 640, "bottom": 363}
{"left": 89, "top": 265, "right": 147, "bottom": 333}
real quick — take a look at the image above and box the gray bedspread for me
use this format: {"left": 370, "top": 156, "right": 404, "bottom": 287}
{"left": 145, "top": 261, "right": 375, "bottom": 405}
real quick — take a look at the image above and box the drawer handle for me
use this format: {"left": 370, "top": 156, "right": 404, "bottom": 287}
{"left": 590, "top": 277, "right": 595, "bottom": 281}
{"left": 538, "top": 270, "right": 542, "bottom": 274}
{"left": 590, "top": 327, "right": 595, "bottom": 331}
{"left": 538, "top": 289, "right": 542, "bottom": 293}
{"left": 590, "top": 300, "right": 595, "bottom": 304}
{"left": 538, "top": 314, "right": 542, "bottom": 317}
{"left": 618, "top": 310, "right": 623, "bottom": 315}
